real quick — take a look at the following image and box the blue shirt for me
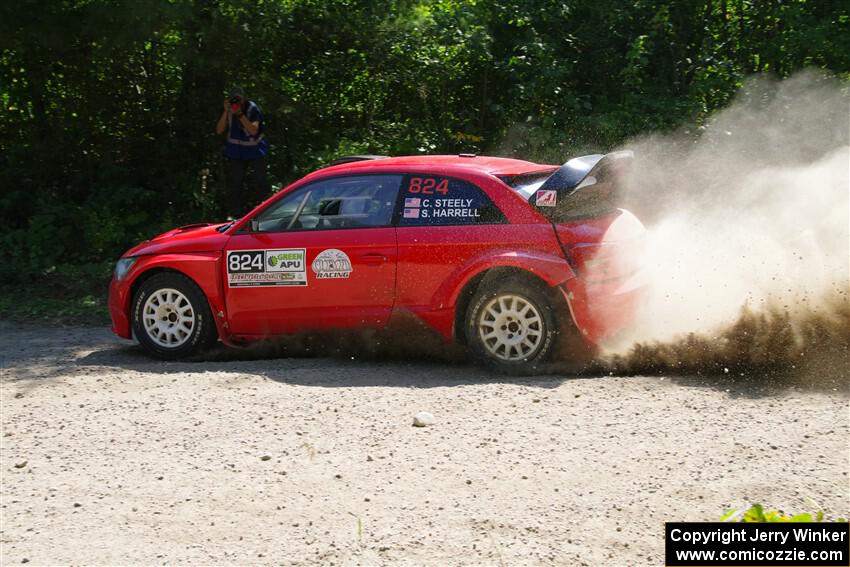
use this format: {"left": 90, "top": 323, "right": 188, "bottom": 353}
{"left": 224, "top": 100, "right": 269, "bottom": 161}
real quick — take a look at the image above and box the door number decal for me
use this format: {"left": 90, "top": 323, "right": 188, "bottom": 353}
{"left": 227, "top": 249, "right": 307, "bottom": 287}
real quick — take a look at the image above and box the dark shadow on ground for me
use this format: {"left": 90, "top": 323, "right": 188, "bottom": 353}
{"left": 3, "top": 320, "right": 844, "bottom": 397}
{"left": 2, "top": 320, "right": 574, "bottom": 389}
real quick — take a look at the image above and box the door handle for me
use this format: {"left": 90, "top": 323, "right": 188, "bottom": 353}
{"left": 360, "top": 253, "right": 388, "bottom": 265}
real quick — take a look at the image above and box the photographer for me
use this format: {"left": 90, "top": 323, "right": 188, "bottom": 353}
{"left": 215, "top": 87, "right": 270, "bottom": 218}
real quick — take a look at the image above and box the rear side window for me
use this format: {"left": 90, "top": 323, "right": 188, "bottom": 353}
{"left": 396, "top": 175, "right": 505, "bottom": 226}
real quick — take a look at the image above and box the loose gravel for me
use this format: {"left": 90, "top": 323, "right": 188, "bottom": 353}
{"left": 1, "top": 322, "right": 847, "bottom": 566}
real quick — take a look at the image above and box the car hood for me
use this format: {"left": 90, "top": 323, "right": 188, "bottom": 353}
{"left": 124, "top": 222, "right": 231, "bottom": 257}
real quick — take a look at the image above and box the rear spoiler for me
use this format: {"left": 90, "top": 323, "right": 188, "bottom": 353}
{"left": 531, "top": 151, "right": 632, "bottom": 220}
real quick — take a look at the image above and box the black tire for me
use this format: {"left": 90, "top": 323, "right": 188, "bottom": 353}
{"left": 131, "top": 272, "right": 218, "bottom": 360}
{"left": 464, "top": 276, "right": 558, "bottom": 373}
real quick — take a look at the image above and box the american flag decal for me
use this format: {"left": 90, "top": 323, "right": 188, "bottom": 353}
{"left": 403, "top": 208, "right": 420, "bottom": 219}
{"left": 404, "top": 197, "right": 421, "bottom": 207}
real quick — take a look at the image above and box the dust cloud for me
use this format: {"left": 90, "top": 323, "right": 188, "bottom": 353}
{"left": 604, "top": 71, "right": 849, "bottom": 385}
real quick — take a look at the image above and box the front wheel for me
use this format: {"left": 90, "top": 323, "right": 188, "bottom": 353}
{"left": 465, "top": 277, "right": 558, "bottom": 372}
{"left": 131, "top": 272, "right": 218, "bottom": 360}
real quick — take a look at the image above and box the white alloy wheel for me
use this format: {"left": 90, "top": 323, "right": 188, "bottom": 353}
{"left": 141, "top": 287, "right": 196, "bottom": 348}
{"left": 477, "top": 293, "right": 544, "bottom": 361}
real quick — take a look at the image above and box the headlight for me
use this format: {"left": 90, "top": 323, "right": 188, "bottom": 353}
{"left": 114, "top": 257, "right": 137, "bottom": 281}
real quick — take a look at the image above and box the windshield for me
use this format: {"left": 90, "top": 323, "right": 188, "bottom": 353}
{"left": 501, "top": 170, "right": 557, "bottom": 200}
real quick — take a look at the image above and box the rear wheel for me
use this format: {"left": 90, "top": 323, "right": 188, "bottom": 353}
{"left": 465, "top": 277, "right": 558, "bottom": 372}
{"left": 131, "top": 272, "right": 217, "bottom": 360}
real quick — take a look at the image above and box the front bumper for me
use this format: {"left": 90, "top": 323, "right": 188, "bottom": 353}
{"left": 108, "top": 276, "right": 132, "bottom": 339}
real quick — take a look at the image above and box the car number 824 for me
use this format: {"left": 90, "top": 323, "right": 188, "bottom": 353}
{"left": 228, "top": 251, "right": 264, "bottom": 273}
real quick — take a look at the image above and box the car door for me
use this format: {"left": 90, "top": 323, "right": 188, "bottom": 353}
{"left": 224, "top": 174, "right": 402, "bottom": 336}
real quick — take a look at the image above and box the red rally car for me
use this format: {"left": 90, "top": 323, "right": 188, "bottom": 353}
{"left": 108, "top": 153, "right": 646, "bottom": 371}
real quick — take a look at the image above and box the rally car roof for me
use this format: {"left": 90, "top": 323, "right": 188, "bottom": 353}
{"left": 320, "top": 155, "right": 556, "bottom": 177}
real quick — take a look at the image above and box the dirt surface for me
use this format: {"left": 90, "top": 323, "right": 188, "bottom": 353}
{"left": 1, "top": 321, "right": 848, "bottom": 566}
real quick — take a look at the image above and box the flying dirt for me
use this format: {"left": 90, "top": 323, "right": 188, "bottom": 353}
{"left": 605, "top": 70, "right": 849, "bottom": 385}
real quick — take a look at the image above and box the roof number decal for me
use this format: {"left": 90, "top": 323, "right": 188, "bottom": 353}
{"left": 408, "top": 177, "right": 449, "bottom": 195}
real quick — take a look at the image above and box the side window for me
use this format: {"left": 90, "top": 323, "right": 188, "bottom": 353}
{"left": 253, "top": 175, "right": 402, "bottom": 232}
{"left": 396, "top": 175, "right": 506, "bottom": 226}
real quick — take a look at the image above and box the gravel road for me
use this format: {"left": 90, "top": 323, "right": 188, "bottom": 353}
{"left": 1, "top": 321, "right": 847, "bottom": 566}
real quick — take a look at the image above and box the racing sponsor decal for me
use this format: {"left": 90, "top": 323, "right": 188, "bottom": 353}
{"left": 312, "top": 249, "right": 353, "bottom": 279}
{"left": 227, "top": 249, "right": 307, "bottom": 287}
{"left": 535, "top": 189, "right": 557, "bottom": 207}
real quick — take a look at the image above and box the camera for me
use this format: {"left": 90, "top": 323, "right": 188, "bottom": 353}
{"left": 229, "top": 95, "right": 241, "bottom": 104}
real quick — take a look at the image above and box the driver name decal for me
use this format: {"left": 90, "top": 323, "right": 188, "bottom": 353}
{"left": 404, "top": 176, "right": 480, "bottom": 219}
{"left": 312, "top": 249, "right": 353, "bottom": 279}
{"left": 227, "top": 249, "right": 307, "bottom": 287}
{"left": 419, "top": 198, "right": 481, "bottom": 219}
{"left": 399, "top": 175, "right": 505, "bottom": 226}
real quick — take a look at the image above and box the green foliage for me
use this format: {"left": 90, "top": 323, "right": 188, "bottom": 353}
{"left": 0, "top": 0, "right": 848, "bottom": 287}
{"left": 0, "top": 262, "right": 113, "bottom": 325}
{"left": 722, "top": 504, "right": 847, "bottom": 523}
